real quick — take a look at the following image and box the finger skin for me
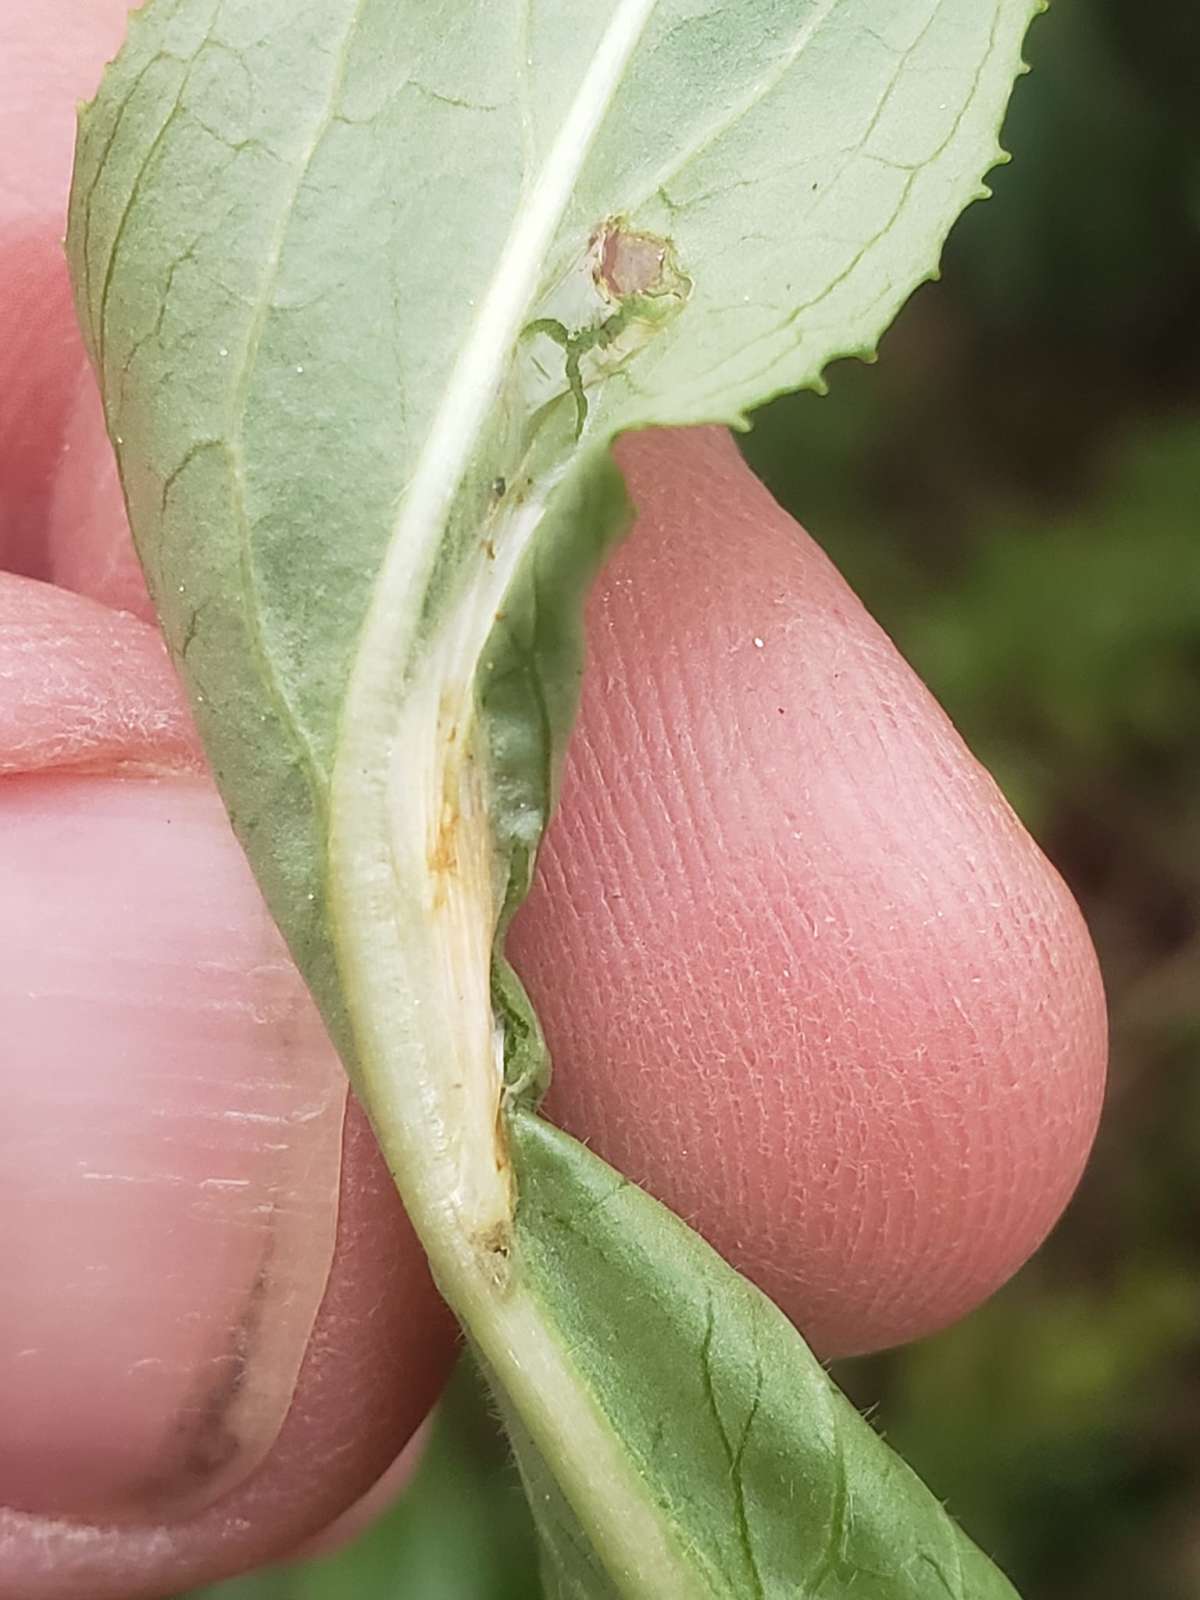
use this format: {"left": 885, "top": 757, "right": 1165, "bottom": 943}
{"left": 510, "top": 427, "right": 1107, "bottom": 1358}
{"left": 0, "top": 230, "right": 88, "bottom": 582}
{"left": 46, "top": 363, "right": 155, "bottom": 621}
{"left": 288, "top": 1421, "right": 431, "bottom": 1563}
{"left": 0, "top": 1, "right": 131, "bottom": 230}
{"left": 0, "top": 0, "right": 131, "bottom": 578}
{"left": 0, "top": 575, "right": 197, "bottom": 775}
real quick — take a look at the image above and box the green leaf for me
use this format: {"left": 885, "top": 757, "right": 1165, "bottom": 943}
{"left": 67, "top": 2, "right": 1040, "bottom": 1595}
{"left": 500, "top": 1109, "right": 1019, "bottom": 1600}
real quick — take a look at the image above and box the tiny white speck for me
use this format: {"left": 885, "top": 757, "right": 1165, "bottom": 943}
{"left": 115, "top": 435, "right": 124, "bottom": 445}
{"left": 177, "top": 584, "right": 185, "bottom": 594}
{"left": 295, "top": 364, "right": 304, "bottom": 373}
{"left": 753, "top": 636, "right": 764, "bottom": 648}
{"left": 218, "top": 346, "right": 228, "bottom": 358}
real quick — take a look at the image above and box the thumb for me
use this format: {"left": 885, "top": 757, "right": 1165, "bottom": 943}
{"left": 0, "top": 578, "right": 453, "bottom": 1598}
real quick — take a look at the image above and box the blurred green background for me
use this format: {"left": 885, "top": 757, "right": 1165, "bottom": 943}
{"left": 190, "top": 1, "right": 1200, "bottom": 1596}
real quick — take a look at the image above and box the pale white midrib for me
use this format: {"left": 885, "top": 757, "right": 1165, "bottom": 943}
{"left": 345, "top": 0, "right": 657, "bottom": 678}
{"left": 326, "top": 0, "right": 709, "bottom": 1594}
{"left": 330, "top": 0, "right": 658, "bottom": 1234}
{"left": 330, "top": 0, "right": 657, "bottom": 1233}
{"left": 482, "top": 1292, "right": 718, "bottom": 1600}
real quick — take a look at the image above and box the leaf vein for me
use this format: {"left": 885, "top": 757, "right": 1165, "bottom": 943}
{"left": 625, "top": 0, "right": 841, "bottom": 212}
{"left": 806, "top": 1395, "right": 852, "bottom": 1594}
{"left": 698, "top": 1293, "right": 765, "bottom": 1599}
{"left": 96, "top": 48, "right": 204, "bottom": 376}
{"left": 79, "top": 47, "right": 178, "bottom": 346}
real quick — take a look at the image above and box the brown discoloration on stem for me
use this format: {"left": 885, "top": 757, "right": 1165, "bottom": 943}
{"left": 429, "top": 792, "right": 460, "bottom": 887}
{"left": 428, "top": 693, "right": 469, "bottom": 896}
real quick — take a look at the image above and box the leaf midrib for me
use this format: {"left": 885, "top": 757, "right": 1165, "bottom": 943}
{"left": 322, "top": 0, "right": 666, "bottom": 1249}
{"left": 334, "top": 0, "right": 662, "bottom": 722}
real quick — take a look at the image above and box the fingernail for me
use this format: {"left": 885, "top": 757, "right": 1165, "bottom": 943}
{"left": 0, "top": 773, "right": 347, "bottom": 1522}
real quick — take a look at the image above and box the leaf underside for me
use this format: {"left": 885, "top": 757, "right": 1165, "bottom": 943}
{"left": 68, "top": 2, "right": 1041, "bottom": 1596}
